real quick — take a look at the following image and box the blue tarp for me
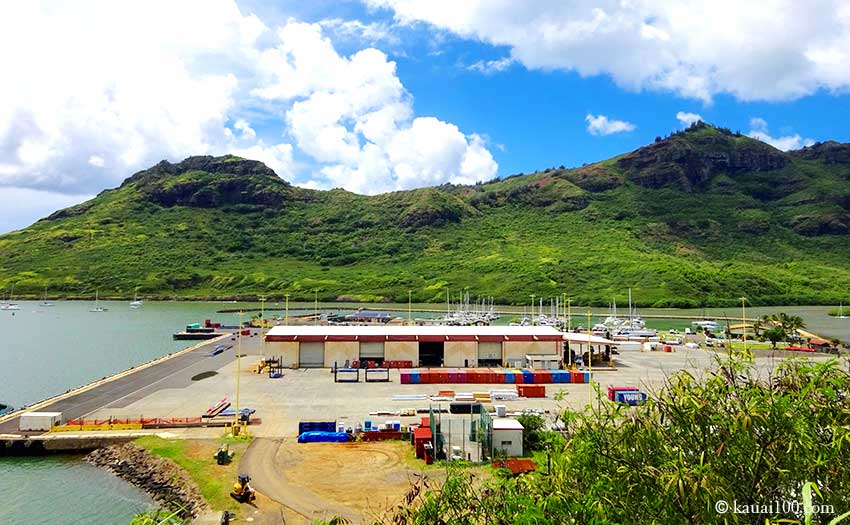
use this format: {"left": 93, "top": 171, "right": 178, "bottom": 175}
{"left": 297, "top": 431, "right": 350, "bottom": 443}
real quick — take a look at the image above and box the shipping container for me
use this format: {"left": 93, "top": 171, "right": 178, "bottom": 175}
{"left": 19, "top": 411, "right": 63, "bottom": 432}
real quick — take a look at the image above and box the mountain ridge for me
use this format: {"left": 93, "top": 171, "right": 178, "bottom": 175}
{"left": 3, "top": 122, "right": 850, "bottom": 307}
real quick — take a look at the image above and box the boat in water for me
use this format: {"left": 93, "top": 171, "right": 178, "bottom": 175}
{"left": 39, "top": 286, "right": 54, "bottom": 307}
{"left": 90, "top": 290, "right": 108, "bottom": 312}
{"left": 0, "top": 403, "right": 13, "bottom": 416}
{"left": 130, "top": 289, "right": 143, "bottom": 308}
{"left": 835, "top": 303, "right": 848, "bottom": 319}
{"left": 1, "top": 283, "right": 21, "bottom": 310}
{"left": 597, "top": 290, "right": 657, "bottom": 338}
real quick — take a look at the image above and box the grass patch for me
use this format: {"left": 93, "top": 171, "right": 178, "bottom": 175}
{"left": 134, "top": 436, "right": 251, "bottom": 514}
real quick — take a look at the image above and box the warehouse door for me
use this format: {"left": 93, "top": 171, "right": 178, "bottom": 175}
{"left": 299, "top": 342, "right": 324, "bottom": 368}
{"left": 419, "top": 341, "right": 443, "bottom": 367}
{"left": 359, "top": 342, "right": 385, "bottom": 364}
{"left": 478, "top": 342, "right": 502, "bottom": 367}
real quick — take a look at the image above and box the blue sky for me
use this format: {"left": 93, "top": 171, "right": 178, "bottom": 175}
{"left": 2, "top": 0, "right": 850, "bottom": 233}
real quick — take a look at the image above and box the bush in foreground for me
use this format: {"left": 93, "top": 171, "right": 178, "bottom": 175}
{"left": 339, "top": 357, "right": 850, "bottom": 525}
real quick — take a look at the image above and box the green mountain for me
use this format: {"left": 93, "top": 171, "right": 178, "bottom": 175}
{"left": 3, "top": 122, "right": 850, "bottom": 307}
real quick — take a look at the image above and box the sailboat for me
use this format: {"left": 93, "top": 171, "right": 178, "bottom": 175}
{"left": 40, "top": 286, "right": 54, "bottom": 307}
{"left": 0, "top": 284, "right": 20, "bottom": 311}
{"left": 837, "top": 303, "right": 848, "bottom": 319}
{"left": 130, "top": 288, "right": 143, "bottom": 308}
{"left": 90, "top": 290, "right": 108, "bottom": 312}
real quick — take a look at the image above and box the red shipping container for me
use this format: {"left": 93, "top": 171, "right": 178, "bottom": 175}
{"left": 457, "top": 370, "right": 468, "bottom": 383}
{"left": 514, "top": 371, "right": 525, "bottom": 384}
{"left": 419, "top": 369, "right": 431, "bottom": 384}
{"left": 448, "top": 369, "right": 460, "bottom": 383}
{"left": 532, "top": 370, "right": 552, "bottom": 384}
{"left": 607, "top": 386, "right": 639, "bottom": 401}
{"left": 517, "top": 385, "right": 546, "bottom": 398}
{"left": 400, "top": 371, "right": 411, "bottom": 385}
{"left": 570, "top": 370, "right": 584, "bottom": 384}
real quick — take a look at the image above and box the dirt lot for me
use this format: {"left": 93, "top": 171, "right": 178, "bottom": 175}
{"left": 239, "top": 438, "right": 431, "bottom": 524}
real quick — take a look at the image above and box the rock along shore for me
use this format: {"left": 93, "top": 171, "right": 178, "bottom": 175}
{"left": 86, "top": 443, "right": 208, "bottom": 519}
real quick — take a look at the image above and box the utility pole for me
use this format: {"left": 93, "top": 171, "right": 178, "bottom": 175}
{"left": 235, "top": 310, "right": 243, "bottom": 433}
{"left": 314, "top": 290, "right": 318, "bottom": 325}
{"left": 530, "top": 294, "right": 536, "bottom": 324}
{"left": 408, "top": 290, "right": 412, "bottom": 325}
{"left": 741, "top": 297, "right": 748, "bottom": 355}
{"left": 259, "top": 295, "right": 266, "bottom": 356}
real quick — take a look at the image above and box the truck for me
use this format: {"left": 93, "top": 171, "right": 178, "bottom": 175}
{"left": 19, "top": 411, "right": 63, "bottom": 432}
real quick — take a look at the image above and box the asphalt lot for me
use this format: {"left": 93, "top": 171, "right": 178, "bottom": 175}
{"left": 0, "top": 331, "right": 263, "bottom": 435}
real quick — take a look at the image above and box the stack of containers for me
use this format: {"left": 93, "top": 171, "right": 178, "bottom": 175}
{"left": 504, "top": 370, "right": 515, "bottom": 383}
{"left": 419, "top": 369, "right": 431, "bottom": 384}
{"left": 522, "top": 370, "right": 535, "bottom": 384}
{"left": 607, "top": 386, "right": 639, "bottom": 400}
{"left": 400, "top": 370, "right": 411, "bottom": 384}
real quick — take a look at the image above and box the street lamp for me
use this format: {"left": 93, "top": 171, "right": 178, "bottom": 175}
{"left": 741, "top": 297, "right": 748, "bottom": 355}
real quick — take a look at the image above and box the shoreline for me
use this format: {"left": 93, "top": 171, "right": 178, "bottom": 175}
{"left": 4, "top": 297, "right": 849, "bottom": 309}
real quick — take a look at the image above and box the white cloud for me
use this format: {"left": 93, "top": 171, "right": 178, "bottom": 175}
{"left": 749, "top": 117, "right": 769, "bottom": 132}
{"left": 676, "top": 111, "right": 703, "bottom": 127}
{"left": 319, "top": 18, "right": 400, "bottom": 46}
{"left": 254, "top": 20, "right": 497, "bottom": 194}
{"left": 468, "top": 56, "right": 514, "bottom": 74}
{"left": 747, "top": 117, "right": 814, "bottom": 151}
{"left": 0, "top": 2, "right": 497, "bottom": 232}
{"left": 0, "top": 1, "right": 289, "bottom": 197}
{"left": 367, "top": 0, "right": 850, "bottom": 102}
{"left": 585, "top": 114, "right": 635, "bottom": 136}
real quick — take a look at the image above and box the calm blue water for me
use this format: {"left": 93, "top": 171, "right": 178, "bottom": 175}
{"left": 1, "top": 300, "right": 847, "bottom": 524}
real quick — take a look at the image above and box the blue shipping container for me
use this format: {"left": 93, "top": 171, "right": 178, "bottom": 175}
{"left": 522, "top": 370, "right": 535, "bottom": 383}
{"left": 299, "top": 421, "right": 336, "bottom": 434}
{"left": 504, "top": 371, "right": 515, "bottom": 383}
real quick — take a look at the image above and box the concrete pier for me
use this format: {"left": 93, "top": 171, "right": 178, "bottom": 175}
{"left": 0, "top": 330, "right": 263, "bottom": 453}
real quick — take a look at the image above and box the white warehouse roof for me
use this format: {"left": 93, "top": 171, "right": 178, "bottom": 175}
{"left": 266, "top": 325, "right": 565, "bottom": 337}
{"left": 492, "top": 418, "right": 525, "bottom": 430}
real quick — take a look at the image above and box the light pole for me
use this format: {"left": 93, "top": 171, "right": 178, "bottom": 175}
{"left": 530, "top": 294, "right": 536, "bottom": 324}
{"left": 260, "top": 295, "right": 266, "bottom": 356}
{"left": 314, "top": 290, "right": 318, "bottom": 325}
{"left": 741, "top": 297, "right": 747, "bottom": 355}
{"left": 408, "top": 290, "right": 412, "bottom": 325}
{"left": 235, "top": 310, "right": 243, "bottom": 433}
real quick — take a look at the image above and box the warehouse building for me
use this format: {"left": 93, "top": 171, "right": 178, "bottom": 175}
{"left": 264, "top": 325, "right": 576, "bottom": 369}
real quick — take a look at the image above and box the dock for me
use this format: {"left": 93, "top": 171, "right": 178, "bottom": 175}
{"left": 0, "top": 329, "right": 260, "bottom": 454}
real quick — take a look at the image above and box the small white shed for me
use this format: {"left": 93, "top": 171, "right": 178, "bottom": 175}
{"left": 492, "top": 417, "right": 524, "bottom": 457}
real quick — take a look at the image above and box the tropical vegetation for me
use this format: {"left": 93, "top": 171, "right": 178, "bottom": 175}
{"left": 335, "top": 356, "right": 850, "bottom": 525}
{"left": 3, "top": 122, "right": 850, "bottom": 306}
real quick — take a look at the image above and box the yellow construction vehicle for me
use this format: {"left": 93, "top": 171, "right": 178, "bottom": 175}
{"left": 230, "top": 473, "right": 256, "bottom": 503}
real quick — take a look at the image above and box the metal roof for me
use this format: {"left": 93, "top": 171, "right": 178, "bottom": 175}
{"left": 265, "top": 325, "right": 616, "bottom": 344}
{"left": 267, "top": 325, "right": 564, "bottom": 337}
{"left": 492, "top": 417, "right": 524, "bottom": 430}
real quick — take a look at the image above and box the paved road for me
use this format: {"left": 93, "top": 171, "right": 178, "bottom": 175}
{"left": 0, "top": 330, "right": 263, "bottom": 435}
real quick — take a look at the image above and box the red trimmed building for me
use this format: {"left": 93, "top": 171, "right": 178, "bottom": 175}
{"left": 264, "top": 325, "right": 570, "bottom": 368}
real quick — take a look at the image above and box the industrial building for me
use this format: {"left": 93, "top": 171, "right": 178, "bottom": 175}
{"left": 264, "top": 325, "right": 615, "bottom": 369}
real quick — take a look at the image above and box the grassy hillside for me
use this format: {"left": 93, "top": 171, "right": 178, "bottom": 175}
{"left": 3, "top": 123, "right": 850, "bottom": 307}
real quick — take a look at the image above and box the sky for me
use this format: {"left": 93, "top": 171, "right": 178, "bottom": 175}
{"left": 3, "top": 0, "right": 850, "bottom": 233}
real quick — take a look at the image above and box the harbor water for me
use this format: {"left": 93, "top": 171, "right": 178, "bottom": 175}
{"left": 1, "top": 300, "right": 848, "bottom": 524}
